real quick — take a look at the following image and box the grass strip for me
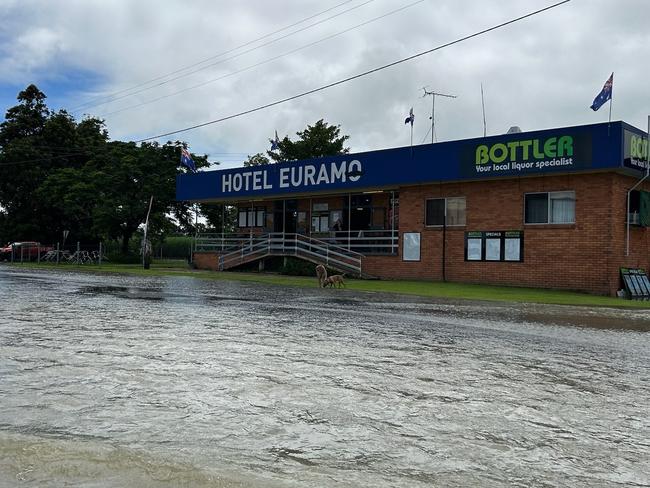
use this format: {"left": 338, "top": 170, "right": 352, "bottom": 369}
{"left": 7, "top": 261, "right": 650, "bottom": 309}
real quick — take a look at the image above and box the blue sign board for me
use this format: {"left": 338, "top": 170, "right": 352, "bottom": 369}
{"left": 177, "top": 121, "right": 637, "bottom": 202}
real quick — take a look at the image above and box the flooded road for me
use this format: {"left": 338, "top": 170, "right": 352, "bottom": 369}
{"left": 1, "top": 266, "right": 649, "bottom": 487}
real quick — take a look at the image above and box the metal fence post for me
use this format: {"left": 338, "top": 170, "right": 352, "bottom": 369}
{"left": 99, "top": 242, "right": 102, "bottom": 266}
{"left": 76, "top": 241, "right": 80, "bottom": 264}
{"left": 56, "top": 242, "right": 60, "bottom": 264}
{"left": 20, "top": 246, "right": 23, "bottom": 263}
{"left": 37, "top": 245, "right": 40, "bottom": 264}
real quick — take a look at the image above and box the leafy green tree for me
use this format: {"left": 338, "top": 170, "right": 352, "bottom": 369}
{"left": 199, "top": 203, "right": 237, "bottom": 233}
{"left": 0, "top": 85, "right": 57, "bottom": 242}
{"left": 268, "top": 119, "right": 350, "bottom": 163}
{"left": 0, "top": 84, "right": 205, "bottom": 253}
{"left": 243, "top": 152, "right": 270, "bottom": 167}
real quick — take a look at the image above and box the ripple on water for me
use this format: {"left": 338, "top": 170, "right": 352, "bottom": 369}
{"left": 1, "top": 267, "right": 649, "bottom": 487}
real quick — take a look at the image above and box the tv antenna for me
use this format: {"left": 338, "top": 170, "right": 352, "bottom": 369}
{"left": 421, "top": 87, "right": 457, "bottom": 143}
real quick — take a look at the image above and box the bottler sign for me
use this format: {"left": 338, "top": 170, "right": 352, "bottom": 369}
{"left": 623, "top": 130, "right": 649, "bottom": 171}
{"left": 461, "top": 132, "right": 592, "bottom": 178}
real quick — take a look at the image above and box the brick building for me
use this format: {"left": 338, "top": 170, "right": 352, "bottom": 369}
{"left": 177, "top": 121, "right": 650, "bottom": 296}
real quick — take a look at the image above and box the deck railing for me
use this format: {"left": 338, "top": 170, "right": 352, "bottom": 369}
{"left": 194, "top": 230, "right": 398, "bottom": 255}
{"left": 195, "top": 232, "right": 387, "bottom": 275}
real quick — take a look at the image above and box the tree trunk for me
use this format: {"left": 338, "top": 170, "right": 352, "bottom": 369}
{"left": 121, "top": 228, "right": 134, "bottom": 255}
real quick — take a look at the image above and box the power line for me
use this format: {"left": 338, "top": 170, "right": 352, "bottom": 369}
{"left": 72, "top": 0, "right": 375, "bottom": 113}
{"left": 100, "top": 0, "right": 425, "bottom": 118}
{"left": 135, "top": 0, "right": 570, "bottom": 143}
{"left": 0, "top": 145, "right": 253, "bottom": 167}
{"left": 71, "top": 0, "right": 358, "bottom": 111}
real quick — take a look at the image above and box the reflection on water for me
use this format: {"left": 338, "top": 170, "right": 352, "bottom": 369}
{"left": 1, "top": 266, "right": 649, "bottom": 487}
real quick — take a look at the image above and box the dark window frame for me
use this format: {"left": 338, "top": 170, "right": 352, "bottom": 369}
{"left": 425, "top": 197, "right": 466, "bottom": 227}
{"left": 524, "top": 191, "right": 575, "bottom": 225}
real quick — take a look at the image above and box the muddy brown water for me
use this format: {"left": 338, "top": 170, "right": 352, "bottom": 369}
{"left": 1, "top": 266, "right": 649, "bottom": 487}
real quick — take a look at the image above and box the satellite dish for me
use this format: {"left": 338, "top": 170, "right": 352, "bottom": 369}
{"left": 507, "top": 126, "right": 522, "bottom": 134}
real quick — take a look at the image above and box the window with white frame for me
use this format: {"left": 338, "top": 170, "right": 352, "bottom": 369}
{"left": 425, "top": 197, "right": 466, "bottom": 226}
{"left": 238, "top": 207, "right": 265, "bottom": 227}
{"left": 524, "top": 191, "right": 575, "bottom": 224}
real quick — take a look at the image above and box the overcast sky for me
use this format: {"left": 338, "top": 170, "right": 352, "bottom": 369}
{"left": 1, "top": 0, "right": 648, "bottom": 169}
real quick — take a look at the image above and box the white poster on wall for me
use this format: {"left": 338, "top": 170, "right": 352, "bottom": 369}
{"left": 504, "top": 238, "right": 521, "bottom": 261}
{"left": 486, "top": 238, "right": 501, "bottom": 261}
{"left": 467, "top": 239, "right": 482, "bottom": 260}
{"left": 403, "top": 232, "right": 420, "bottom": 261}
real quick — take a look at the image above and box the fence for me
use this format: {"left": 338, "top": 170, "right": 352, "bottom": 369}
{"left": 3, "top": 242, "right": 108, "bottom": 265}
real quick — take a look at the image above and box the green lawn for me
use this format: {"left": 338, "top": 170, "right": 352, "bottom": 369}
{"left": 7, "top": 260, "right": 650, "bottom": 309}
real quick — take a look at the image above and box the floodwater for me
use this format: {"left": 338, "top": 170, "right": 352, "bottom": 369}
{"left": 0, "top": 266, "right": 649, "bottom": 488}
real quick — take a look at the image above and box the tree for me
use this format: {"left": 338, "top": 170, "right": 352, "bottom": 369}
{"left": 243, "top": 152, "right": 270, "bottom": 167}
{"left": 199, "top": 203, "right": 237, "bottom": 233}
{"left": 0, "top": 85, "right": 57, "bottom": 242}
{"left": 0, "top": 85, "right": 204, "bottom": 253}
{"left": 267, "top": 119, "right": 350, "bottom": 163}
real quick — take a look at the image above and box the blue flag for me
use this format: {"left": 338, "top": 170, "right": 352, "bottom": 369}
{"left": 180, "top": 147, "right": 196, "bottom": 172}
{"left": 404, "top": 107, "right": 414, "bottom": 126}
{"left": 270, "top": 130, "right": 280, "bottom": 151}
{"left": 590, "top": 73, "right": 613, "bottom": 111}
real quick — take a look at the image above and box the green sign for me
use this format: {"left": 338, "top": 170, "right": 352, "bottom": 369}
{"left": 623, "top": 130, "right": 649, "bottom": 171}
{"left": 462, "top": 132, "right": 591, "bottom": 178}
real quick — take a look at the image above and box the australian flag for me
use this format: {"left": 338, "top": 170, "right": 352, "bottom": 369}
{"left": 590, "top": 73, "right": 613, "bottom": 111}
{"left": 404, "top": 107, "right": 414, "bottom": 126}
{"left": 180, "top": 147, "right": 196, "bottom": 172}
{"left": 270, "top": 130, "right": 280, "bottom": 151}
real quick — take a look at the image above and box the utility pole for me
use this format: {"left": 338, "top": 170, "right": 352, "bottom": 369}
{"left": 422, "top": 87, "right": 457, "bottom": 143}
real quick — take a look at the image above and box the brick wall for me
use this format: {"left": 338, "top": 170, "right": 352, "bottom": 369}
{"left": 360, "top": 173, "right": 650, "bottom": 295}
{"left": 205, "top": 172, "right": 650, "bottom": 295}
{"left": 193, "top": 251, "right": 223, "bottom": 271}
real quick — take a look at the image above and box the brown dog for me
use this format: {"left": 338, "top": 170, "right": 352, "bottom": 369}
{"left": 315, "top": 264, "right": 327, "bottom": 287}
{"left": 323, "top": 274, "right": 345, "bottom": 288}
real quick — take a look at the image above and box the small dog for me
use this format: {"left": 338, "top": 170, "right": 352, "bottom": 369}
{"left": 323, "top": 274, "right": 345, "bottom": 288}
{"left": 315, "top": 264, "right": 328, "bottom": 287}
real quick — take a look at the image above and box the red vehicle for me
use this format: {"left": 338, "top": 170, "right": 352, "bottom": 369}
{"left": 0, "top": 241, "right": 53, "bottom": 261}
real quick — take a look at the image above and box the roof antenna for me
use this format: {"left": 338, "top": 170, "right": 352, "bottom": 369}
{"left": 481, "top": 83, "right": 487, "bottom": 137}
{"left": 421, "top": 86, "right": 457, "bottom": 143}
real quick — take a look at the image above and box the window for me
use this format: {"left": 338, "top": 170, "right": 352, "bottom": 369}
{"left": 524, "top": 191, "right": 575, "bottom": 224}
{"left": 628, "top": 190, "right": 641, "bottom": 224}
{"left": 311, "top": 215, "right": 329, "bottom": 232}
{"left": 238, "top": 207, "right": 265, "bottom": 227}
{"left": 425, "top": 197, "right": 466, "bottom": 226}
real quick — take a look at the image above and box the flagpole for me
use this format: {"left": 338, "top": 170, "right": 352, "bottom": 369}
{"left": 608, "top": 91, "right": 613, "bottom": 124}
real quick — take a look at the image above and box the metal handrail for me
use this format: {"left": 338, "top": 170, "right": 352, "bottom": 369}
{"left": 215, "top": 232, "right": 363, "bottom": 275}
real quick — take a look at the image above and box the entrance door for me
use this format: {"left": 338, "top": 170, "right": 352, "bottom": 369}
{"left": 345, "top": 195, "right": 372, "bottom": 231}
{"left": 273, "top": 200, "right": 297, "bottom": 233}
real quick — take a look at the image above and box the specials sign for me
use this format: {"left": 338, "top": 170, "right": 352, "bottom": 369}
{"left": 221, "top": 159, "right": 363, "bottom": 193}
{"left": 461, "top": 133, "right": 592, "bottom": 178}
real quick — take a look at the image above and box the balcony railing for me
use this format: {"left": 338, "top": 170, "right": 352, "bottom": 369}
{"left": 194, "top": 230, "right": 398, "bottom": 255}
